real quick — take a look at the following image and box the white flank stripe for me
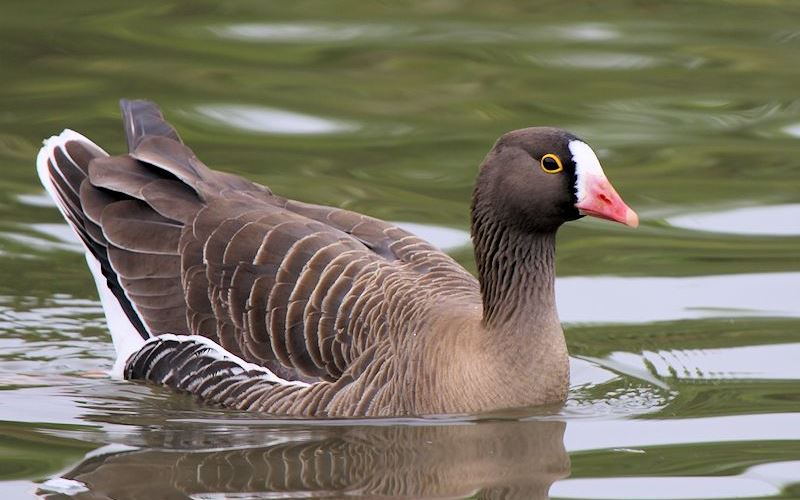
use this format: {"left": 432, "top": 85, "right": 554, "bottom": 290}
{"left": 153, "top": 334, "right": 310, "bottom": 388}
{"left": 85, "top": 254, "right": 146, "bottom": 378}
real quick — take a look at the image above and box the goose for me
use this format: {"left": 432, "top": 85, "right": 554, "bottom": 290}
{"left": 44, "top": 420, "right": 567, "bottom": 498}
{"left": 36, "top": 100, "right": 637, "bottom": 417}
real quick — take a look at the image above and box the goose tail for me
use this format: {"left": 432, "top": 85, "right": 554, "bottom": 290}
{"left": 36, "top": 129, "right": 150, "bottom": 377}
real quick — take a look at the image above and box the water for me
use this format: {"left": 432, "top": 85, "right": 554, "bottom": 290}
{"left": 1, "top": 1, "right": 799, "bottom": 498}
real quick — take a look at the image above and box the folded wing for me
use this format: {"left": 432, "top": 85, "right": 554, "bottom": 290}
{"left": 40, "top": 99, "right": 475, "bottom": 384}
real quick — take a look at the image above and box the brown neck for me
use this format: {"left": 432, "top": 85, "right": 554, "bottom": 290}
{"left": 471, "top": 205, "right": 558, "bottom": 330}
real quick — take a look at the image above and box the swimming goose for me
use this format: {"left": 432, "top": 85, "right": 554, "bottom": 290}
{"left": 37, "top": 100, "right": 637, "bottom": 417}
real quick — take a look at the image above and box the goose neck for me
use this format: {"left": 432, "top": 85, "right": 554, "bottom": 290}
{"left": 471, "top": 214, "right": 558, "bottom": 329}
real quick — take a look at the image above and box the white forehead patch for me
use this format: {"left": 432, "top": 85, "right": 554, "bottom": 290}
{"left": 568, "top": 140, "right": 607, "bottom": 201}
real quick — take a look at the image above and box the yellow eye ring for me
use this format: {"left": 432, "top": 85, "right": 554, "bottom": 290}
{"left": 540, "top": 153, "right": 563, "bottom": 174}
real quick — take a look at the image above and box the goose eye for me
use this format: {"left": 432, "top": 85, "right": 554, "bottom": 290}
{"left": 540, "top": 153, "right": 563, "bottom": 174}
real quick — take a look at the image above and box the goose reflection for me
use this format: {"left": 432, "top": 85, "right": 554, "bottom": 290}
{"left": 42, "top": 419, "right": 568, "bottom": 499}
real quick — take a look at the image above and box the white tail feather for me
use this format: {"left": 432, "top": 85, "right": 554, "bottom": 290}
{"left": 35, "top": 130, "right": 94, "bottom": 216}
{"left": 36, "top": 130, "right": 147, "bottom": 378}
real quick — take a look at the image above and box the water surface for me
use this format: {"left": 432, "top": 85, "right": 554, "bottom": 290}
{"left": 1, "top": 1, "right": 799, "bottom": 498}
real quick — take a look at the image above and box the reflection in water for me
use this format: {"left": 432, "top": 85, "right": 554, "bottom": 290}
{"left": 16, "top": 192, "right": 56, "bottom": 208}
{"left": 551, "top": 459, "right": 800, "bottom": 498}
{"left": 784, "top": 122, "right": 800, "bottom": 137}
{"left": 553, "top": 23, "right": 619, "bottom": 42}
{"left": 392, "top": 221, "right": 471, "bottom": 251}
{"left": 210, "top": 22, "right": 411, "bottom": 43}
{"left": 210, "top": 21, "right": 626, "bottom": 46}
{"left": 586, "top": 97, "right": 800, "bottom": 144}
{"left": 667, "top": 204, "right": 800, "bottom": 236}
{"left": 551, "top": 475, "right": 779, "bottom": 500}
{"left": 610, "top": 342, "right": 800, "bottom": 381}
{"left": 564, "top": 412, "right": 800, "bottom": 452}
{"left": 557, "top": 272, "right": 800, "bottom": 323}
{"left": 41, "top": 420, "right": 568, "bottom": 499}
{"left": 194, "top": 104, "right": 359, "bottom": 135}
{"left": 529, "top": 52, "right": 659, "bottom": 70}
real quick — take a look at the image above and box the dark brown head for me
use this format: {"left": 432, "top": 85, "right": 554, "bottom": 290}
{"left": 472, "top": 127, "right": 637, "bottom": 233}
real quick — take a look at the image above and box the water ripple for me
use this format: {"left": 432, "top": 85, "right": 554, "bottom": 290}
{"left": 667, "top": 204, "right": 800, "bottom": 236}
{"left": 783, "top": 122, "right": 800, "bottom": 137}
{"left": 551, "top": 475, "right": 779, "bottom": 499}
{"left": 0, "top": 225, "right": 81, "bottom": 254}
{"left": 587, "top": 98, "right": 800, "bottom": 141}
{"left": 392, "top": 221, "right": 470, "bottom": 250}
{"left": 210, "top": 22, "right": 413, "bottom": 43}
{"left": 552, "top": 459, "right": 800, "bottom": 499}
{"left": 554, "top": 23, "right": 620, "bottom": 42}
{"left": 16, "top": 192, "right": 55, "bottom": 208}
{"left": 557, "top": 272, "right": 800, "bottom": 324}
{"left": 193, "top": 104, "right": 359, "bottom": 135}
{"left": 530, "top": 52, "right": 660, "bottom": 70}
{"left": 564, "top": 412, "right": 800, "bottom": 452}
{"left": 210, "top": 21, "right": 630, "bottom": 46}
{"left": 607, "top": 343, "right": 800, "bottom": 382}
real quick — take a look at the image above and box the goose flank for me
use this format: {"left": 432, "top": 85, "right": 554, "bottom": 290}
{"left": 36, "top": 99, "right": 637, "bottom": 417}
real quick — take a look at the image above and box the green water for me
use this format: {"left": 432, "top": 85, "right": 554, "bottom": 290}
{"left": 1, "top": 1, "right": 799, "bottom": 498}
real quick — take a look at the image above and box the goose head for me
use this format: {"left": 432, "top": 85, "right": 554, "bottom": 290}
{"left": 474, "top": 127, "right": 638, "bottom": 232}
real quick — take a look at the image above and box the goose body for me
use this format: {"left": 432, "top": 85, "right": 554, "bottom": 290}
{"left": 37, "top": 100, "right": 636, "bottom": 417}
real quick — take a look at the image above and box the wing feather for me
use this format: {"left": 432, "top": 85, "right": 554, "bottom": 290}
{"left": 43, "top": 99, "right": 479, "bottom": 394}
